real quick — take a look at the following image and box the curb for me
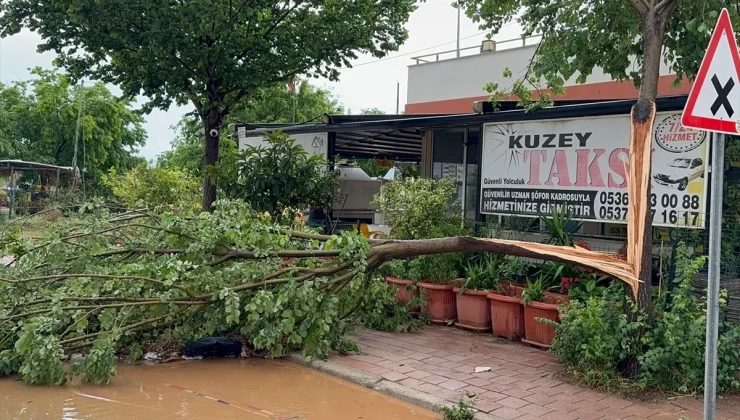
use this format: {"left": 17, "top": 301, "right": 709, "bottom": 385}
{"left": 285, "top": 353, "right": 504, "bottom": 420}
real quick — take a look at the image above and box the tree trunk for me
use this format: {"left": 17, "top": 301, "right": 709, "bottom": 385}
{"left": 627, "top": 99, "right": 655, "bottom": 317}
{"left": 621, "top": 3, "right": 674, "bottom": 378}
{"left": 629, "top": 4, "right": 672, "bottom": 312}
{"left": 368, "top": 236, "right": 638, "bottom": 288}
{"left": 202, "top": 108, "right": 222, "bottom": 211}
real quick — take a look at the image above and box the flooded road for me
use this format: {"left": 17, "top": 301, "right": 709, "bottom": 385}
{"left": 0, "top": 359, "right": 439, "bottom": 420}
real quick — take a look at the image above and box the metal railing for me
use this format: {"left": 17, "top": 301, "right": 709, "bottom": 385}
{"left": 410, "top": 35, "right": 542, "bottom": 65}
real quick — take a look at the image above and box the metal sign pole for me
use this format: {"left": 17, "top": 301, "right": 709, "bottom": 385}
{"left": 704, "top": 132, "right": 725, "bottom": 420}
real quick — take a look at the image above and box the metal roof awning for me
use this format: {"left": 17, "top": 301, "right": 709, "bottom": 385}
{"left": 334, "top": 129, "right": 422, "bottom": 160}
{"left": 0, "top": 160, "right": 77, "bottom": 172}
{"left": 231, "top": 96, "right": 689, "bottom": 162}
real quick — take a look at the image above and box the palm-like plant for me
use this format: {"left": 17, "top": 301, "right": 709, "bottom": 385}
{"left": 540, "top": 207, "right": 582, "bottom": 246}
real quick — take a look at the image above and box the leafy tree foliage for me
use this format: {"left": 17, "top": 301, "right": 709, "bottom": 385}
{"left": 550, "top": 244, "right": 740, "bottom": 393}
{"left": 373, "top": 178, "right": 459, "bottom": 240}
{"left": 232, "top": 80, "right": 344, "bottom": 125}
{"left": 213, "top": 132, "right": 339, "bottom": 216}
{"left": 459, "top": 0, "right": 734, "bottom": 102}
{"left": 0, "top": 0, "right": 417, "bottom": 210}
{"left": 102, "top": 163, "right": 201, "bottom": 213}
{"left": 0, "top": 201, "right": 409, "bottom": 385}
{"left": 0, "top": 68, "right": 146, "bottom": 190}
{"left": 158, "top": 80, "right": 343, "bottom": 177}
{"left": 360, "top": 108, "right": 386, "bottom": 115}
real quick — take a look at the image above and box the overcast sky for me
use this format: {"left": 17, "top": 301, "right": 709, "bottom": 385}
{"left": 0, "top": 3, "right": 521, "bottom": 161}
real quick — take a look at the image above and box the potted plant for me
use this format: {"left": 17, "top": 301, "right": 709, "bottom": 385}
{"left": 453, "top": 255, "right": 498, "bottom": 332}
{"left": 381, "top": 260, "right": 420, "bottom": 310}
{"left": 487, "top": 257, "right": 531, "bottom": 341}
{"left": 417, "top": 254, "right": 463, "bottom": 325}
{"left": 521, "top": 276, "right": 561, "bottom": 348}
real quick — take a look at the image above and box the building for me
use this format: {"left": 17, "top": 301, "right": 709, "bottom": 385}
{"left": 232, "top": 96, "right": 716, "bottom": 254}
{"left": 405, "top": 37, "right": 691, "bottom": 114}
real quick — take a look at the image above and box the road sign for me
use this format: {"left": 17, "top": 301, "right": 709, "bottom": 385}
{"left": 682, "top": 8, "right": 740, "bottom": 135}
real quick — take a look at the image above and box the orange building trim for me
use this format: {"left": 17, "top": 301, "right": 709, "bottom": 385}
{"left": 405, "top": 75, "right": 691, "bottom": 114}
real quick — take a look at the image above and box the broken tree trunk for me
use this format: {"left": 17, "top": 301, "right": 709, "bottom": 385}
{"left": 367, "top": 237, "right": 637, "bottom": 289}
{"left": 626, "top": 99, "right": 656, "bottom": 315}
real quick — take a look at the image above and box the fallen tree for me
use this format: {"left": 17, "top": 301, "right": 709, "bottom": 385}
{"left": 0, "top": 198, "right": 638, "bottom": 386}
{"left": 0, "top": 99, "right": 659, "bottom": 386}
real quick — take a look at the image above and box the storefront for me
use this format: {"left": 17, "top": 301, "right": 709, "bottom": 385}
{"left": 232, "top": 95, "right": 705, "bottom": 249}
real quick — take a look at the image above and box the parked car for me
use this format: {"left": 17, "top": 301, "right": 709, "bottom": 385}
{"left": 653, "top": 157, "right": 704, "bottom": 191}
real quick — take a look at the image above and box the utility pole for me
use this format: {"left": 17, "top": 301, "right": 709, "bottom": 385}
{"left": 396, "top": 81, "right": 400, "bottom": 114}
{"left": 456, "top": 0, "right": 461, "bottom": 57}
{"left": 72, "top": 81, "right": 85, "bottom": 172}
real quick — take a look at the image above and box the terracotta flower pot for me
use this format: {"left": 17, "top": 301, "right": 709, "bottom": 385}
{"left": 419, "top": 282, "right": 457, "bottom": 325}
{"left": 522, "top": 299, "right": 560, "bottom": 349}
{"left": 487, "top": 289, "right": 524, "bottom": 341}
{"left": 385, "top": 277, "right": 420, "bottom": 314}
{"left": 453, "top": 287, "right": 491, "bottom": 332}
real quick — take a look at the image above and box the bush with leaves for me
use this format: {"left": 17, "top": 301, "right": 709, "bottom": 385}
{"left": 441, "top": 397, "right": 477, "bottom": 420}
{"left": 550, "top": 284, "right": 643, "bottom": 389}
{"left": 373, "top": 177, "right": 458, "bottom": 240}
{"left": 551, "top": 243, "right": 740, "bottom": 393}
{"left": 0, "top": 200, "right": 414, "bottom": 385}
{"left": 102, "top": 163, "right": 201, "bottom": 213}
{"left": 637, "top": 244, "right": 740, "bottom": 393}
{"left": 213, "top": 131, "right": 338, "bottom": 217}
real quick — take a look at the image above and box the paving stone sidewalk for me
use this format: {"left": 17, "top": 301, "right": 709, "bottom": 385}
{"left": 329, "top": 326, "right": 740, "bottom": 420}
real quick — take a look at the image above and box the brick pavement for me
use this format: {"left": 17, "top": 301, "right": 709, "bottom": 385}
{"left": 329, "top": 326, "right": 740, "bottom": 420}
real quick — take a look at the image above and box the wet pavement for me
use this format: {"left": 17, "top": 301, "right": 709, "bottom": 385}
{"left": 334, "top": 326, "right": 740, "bottom": 420}
{"left": 0, "top": 359, "right": 439, "bottom": 419}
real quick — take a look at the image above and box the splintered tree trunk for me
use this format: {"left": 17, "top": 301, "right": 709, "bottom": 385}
{"left": 628, "top": 1, "right": 674, "bottom": 316}
{"left": 202, "top": 108, "right": 221, "bottom": 211}
{"left": 627, "top": 99, "right": 655, "bottom": 317}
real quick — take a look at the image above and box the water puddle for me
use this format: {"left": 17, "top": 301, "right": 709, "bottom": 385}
{"left": 0, "top": 359, "right": 438, "bottom": 419}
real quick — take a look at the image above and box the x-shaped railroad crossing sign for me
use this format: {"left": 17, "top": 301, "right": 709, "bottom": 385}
{"left": 711, "top": 74, "right": 735, "bottom": 118}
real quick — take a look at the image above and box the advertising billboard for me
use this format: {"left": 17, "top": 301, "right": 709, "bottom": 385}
{"left": 479, "top": 113, "right": 710, "bottom": 228}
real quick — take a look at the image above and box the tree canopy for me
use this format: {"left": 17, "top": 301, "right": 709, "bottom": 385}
{"left": 459, "top": 0, "right": 735, "bottom": 102}
{"left": 158, "top": 80, "right": 343, "bottom": 176}
{"left": 0, "top": 0, "right": 417, "bottom": 209}
{"left": 0, "top": 68, "right": 146, "bottom": 190}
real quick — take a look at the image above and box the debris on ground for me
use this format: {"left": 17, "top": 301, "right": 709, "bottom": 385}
{"left": 474, "top": 366, "right": 491, "bottom": 373}
{"left": 184, "top": 337, "right": 243, "bottom": 359}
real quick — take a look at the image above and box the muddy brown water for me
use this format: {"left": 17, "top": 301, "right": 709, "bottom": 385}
{"left": 0, "top": 359, "right": 439, "bottom": 419}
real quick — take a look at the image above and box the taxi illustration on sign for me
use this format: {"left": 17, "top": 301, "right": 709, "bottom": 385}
{"left": 653, "top": 157, "right": 705, "bottom": 191}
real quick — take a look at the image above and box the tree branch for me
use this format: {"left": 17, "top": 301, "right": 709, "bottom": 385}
{"left": 1, "top": 300, "right": 207, "bottom": 323}
{"left": 59, "top": 306, "right": 197, "bottom": 348}
{"left": 625, "top": 0, "right": 649, "bottom": 13}
{"left": 0, "top": 274, "right": 195, "bottom": 299}
{"left": 654, "top": 0, "right": 676, "bottom": 13}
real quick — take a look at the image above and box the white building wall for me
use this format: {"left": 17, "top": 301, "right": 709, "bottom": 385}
{"left": 406, "top": 43, "right": 676, "bottom": 105}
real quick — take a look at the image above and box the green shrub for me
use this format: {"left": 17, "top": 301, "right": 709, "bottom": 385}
{"left": 550, "top": 284, "right": 642, "bottom": 389}
{"left": 551, "top": 243, "right": 740, "bottom": 393}
{"left": 373, "top": 177, "right": 458, "bottom": 240}
{"left": 441, "top": 397, "right": 476, "bottom": 420}
{"left": 221, "top": 131, "right": 339, "bottom": 216}
{"left": 638, "top": 245, "right": 740, "bottom": 393}
{"left": 102, "top": 163, "right": 201, "bottom": 212}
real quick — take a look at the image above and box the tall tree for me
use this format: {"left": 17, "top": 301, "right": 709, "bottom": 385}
{"left": 0, "top": 68, "right": 146, "bottom": 189}
{"left": 1, "top": 0, "right": 416, "bottom": 210}
{"left": 459, "top": 0, "right": 736, "bottom": 316}
{"left": 158, "top": 79, "right": 343, "bottom": 176}
{"left": 233, "top": 80, "right": 344, "bottom": 124}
